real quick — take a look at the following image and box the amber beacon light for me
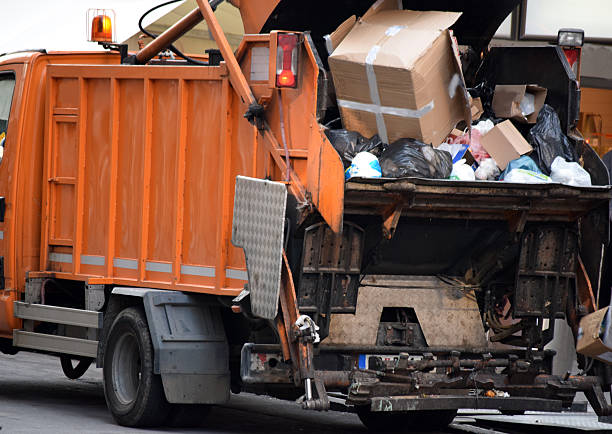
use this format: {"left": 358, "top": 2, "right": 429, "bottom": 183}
{"left": 87, "top": 9, "right": 116, "bottom": 43}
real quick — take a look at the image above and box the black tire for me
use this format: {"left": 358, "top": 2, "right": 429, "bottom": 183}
{"left": 103, "top": 306, "right": 170, "bottom": 427}
{"left": 60, "top": 355, "right": 93, "bottom": 379}
{"left": 357, "top": 407, "right": 457, "bottom": 432}
{"left": 166, "top": 404, "right": 212, "bottom": 427}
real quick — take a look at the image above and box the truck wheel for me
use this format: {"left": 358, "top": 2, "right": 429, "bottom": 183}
{"left": 60, "top": 355, "right": 92, "bottom": 379}
{"left": 167, "top": 404, "right": 212, "bottom": 427}
{"left": 357, "top": 407, "right": 457, "bottom": 431}
{"left": 103, "top": 306, "right": 170, "bottom": 427}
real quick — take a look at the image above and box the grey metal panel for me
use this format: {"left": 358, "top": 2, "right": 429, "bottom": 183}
{"left": 231, "top": 176, "right": 287, "bottom": 319}
{"left": 13, "top": 302, "right": 103, "bottom": 329}
{"left": 111, "top": 287, "right": 165, "bottom": 297}
{"left": 13, "top": 330, "right": 98, "bottom": 358}
{"left": 471, "top": 413, "right": 612, "bottom": 431}
{"left": 141, "top": 291, "right": 230, "bottom": 404}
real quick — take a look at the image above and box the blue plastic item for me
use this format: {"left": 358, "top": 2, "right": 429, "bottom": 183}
{"left": 500, "top": 155, "right": 541, "bottom": 180}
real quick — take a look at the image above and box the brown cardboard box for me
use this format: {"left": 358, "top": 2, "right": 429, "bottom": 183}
{"left": 327, "top": 0, "right": 469, "bottom": 146}
{"left": 471, "top": 97, "right": 484, "bottom": 121}
{"left": 576, "top": 307, "right": 612, "bottom": 364}
{"left": 480, "top": 120, "right": 533, "bottom": 170}
{"left": 492, "top": 85, "right": 547, "bottom": 124}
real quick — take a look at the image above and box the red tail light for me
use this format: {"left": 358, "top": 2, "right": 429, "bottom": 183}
{"left": 276, "top": 33, "right": 298, "bottom": 88}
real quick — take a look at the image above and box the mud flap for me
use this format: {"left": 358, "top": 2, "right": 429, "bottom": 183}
{"left": 139, "top": 290, "right": 230, "bottom": 404}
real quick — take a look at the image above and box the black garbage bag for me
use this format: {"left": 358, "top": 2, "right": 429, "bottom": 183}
{"left": 326, "top": 129, "right": 384, "bottom": 169}
{"left": 379, "top": 138, "right": 452, "bottom": 179}
{"left": 528, "top": 104, "right": 578, "bottom": 175}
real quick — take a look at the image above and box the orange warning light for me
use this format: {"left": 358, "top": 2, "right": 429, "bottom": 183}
{"left": 87, "top": 9, "right": 116, "bottom": 43}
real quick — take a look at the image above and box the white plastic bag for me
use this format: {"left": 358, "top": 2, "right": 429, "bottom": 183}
{"left": 550, "top": 156, "right": 592, "bottom": 187}
{"left": 520, "top": 92, "right": 535, "bottom": 117}
{"left": 450, "top": 159, "right": 476, "bottom": 181}
{"left": 504, "top": 168, "right": 552, "bottom": 184}
{"left": 345, "top": 152, "right": 382, "bottom": 180}
{"left": 473, "top": 119, "right": 495, "bottom": 135}
{"left": 474, "top": 158, "right": 500, "bottom": 181}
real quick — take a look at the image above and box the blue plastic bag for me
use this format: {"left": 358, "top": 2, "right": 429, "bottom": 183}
{"left": 499, "top": 155, "right": 541, "bottom": 181}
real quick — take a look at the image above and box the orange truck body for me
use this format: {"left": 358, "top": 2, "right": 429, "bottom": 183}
{"left": 0, "top": 37, "right": 343, "bottom": 339}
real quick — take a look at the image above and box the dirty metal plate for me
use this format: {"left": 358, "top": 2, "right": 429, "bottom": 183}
{"left": 231, "top": 176, "right": 287, "bottom": 319}
{"left": 326, "top": 275, "right": 487, "bottom": 348}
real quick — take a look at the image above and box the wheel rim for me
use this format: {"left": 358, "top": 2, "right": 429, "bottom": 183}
{"left": 111, "top": 332, "right": 142, "bottom": 406}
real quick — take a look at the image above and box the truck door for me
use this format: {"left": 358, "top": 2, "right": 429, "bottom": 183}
{"left": 0, "top": 65, "right": 20, "bottom": 337}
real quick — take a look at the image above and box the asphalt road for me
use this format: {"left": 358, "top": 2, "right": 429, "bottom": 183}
{"left": 0, "top": 352, "right": 448, "bottom": 434}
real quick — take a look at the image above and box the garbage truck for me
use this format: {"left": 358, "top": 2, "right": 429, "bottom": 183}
{"left": 0, "top": 0, "right": 611, "bottom": 429}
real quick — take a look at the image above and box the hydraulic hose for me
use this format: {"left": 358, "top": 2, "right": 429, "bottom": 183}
{"left": 138, "top": 0, "right": 225, "bottom": 65}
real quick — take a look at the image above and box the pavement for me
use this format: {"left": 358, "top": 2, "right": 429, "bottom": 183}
{"left": 2, "top": 352, "right": 611, "bottom": 434}
{"left": 0, "top": 352, "right": 422, "bottom": 433}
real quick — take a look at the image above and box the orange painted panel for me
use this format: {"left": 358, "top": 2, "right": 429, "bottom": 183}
{"left": 182, "top": 80, "right": 223, "bottom": 268}
{"left": 54, "top": 78, "right": 79, "bottom": 108}
{"left": 147, "top": 79, "right": 179, "bottom": 265}
{"left": 115, "top": 79, "right": 145, "bottom": 263}
{"left": 83, "top": 78, "right": 111, "bottom": 256}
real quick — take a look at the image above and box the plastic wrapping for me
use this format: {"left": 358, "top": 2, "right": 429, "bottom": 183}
{"left": 474, "top": 158, "right": 500, "bottom": 180}
{"left": 450, "top": 159, "right": 476, "bottom": 181}
{"left": 550, "top": 156, "right": 592, "bottom": 187}
{"left": 504, "top": 169, "right": 552, "bottom": 184}
{"left": 345, "top": 152, "right": 382, "bottom": 180}
{"left": 500, "top": 155, "right": 541, "bottom": 181}
{"left": 379, "top": 138, "right": 452, "bottom": 179}
{"left": 527, "top": 104, "right": 577, "bottom": 175}
{"left": 326, "top": 129, "right": 384, "bottom": 169}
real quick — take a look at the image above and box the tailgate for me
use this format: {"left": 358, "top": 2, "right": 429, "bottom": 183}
{"left": 344, "top": 178, "right": 611, "bottom": 222}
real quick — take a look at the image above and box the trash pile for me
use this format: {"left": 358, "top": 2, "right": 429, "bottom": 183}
{"left": 323, "top": 0, "right": 592, "bottom": 187}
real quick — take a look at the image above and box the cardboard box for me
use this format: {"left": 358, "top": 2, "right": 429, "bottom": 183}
{"left": 480, "top": 120, "right": 533, "bottom": 170}
{"left": 327, "top": 0, "right": 469, "bottom": 146}
{"left": 492, "top": 85, "right": 547, "bottom": 124}
{"left": 471, "top": 97, "right": 484, "bottom": 121}
{"left": 577, "top": 307, "right": 612, "bottom": 364}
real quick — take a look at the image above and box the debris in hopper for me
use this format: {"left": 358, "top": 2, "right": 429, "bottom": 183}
{"left": 492, "top": 84, "right": 547, "bottom": 124}
{"left": 326, "top": 129, "right": 384, "bottom": 169}
{"left": 474, "top": 158, "right": 500, "bottom": 181}
{"left": 528, "top": 104, "right": 578, "bottom": 175}
{"left": 480, "top": 120, "right": 533, "bottom": 170}
{"left": 379, "top": 138, "right": 452, "bottom": 179}
{"left": 504, "top": 169, "right": 552, "bottom": 184}
{"left": 499, "top": 155, "right": 541, "bottom": 181}
{"left": 550, "top": 156, "right": 592, "bottom": 187}
{"left": 327, "top": 1, "right": 469, "bottom": 146}
{"left": 450, "top": 159, "right": 476, "bottom": 181}
{"left": 345, "top": 151, "right": 382, "bottom": 180}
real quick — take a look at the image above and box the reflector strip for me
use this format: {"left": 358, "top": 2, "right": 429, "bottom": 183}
{"left": 145, "top": 262, "right": 172, "bottom": 273}
{"left": 181, "top": 265, "right": 215, "bottom": 277}
{"left": 49, "top": 253, "right": 73, "bottom": 263}
{"left": 113, "top": 258, "right": 138, "bottom": 270}
{"left": 81, "top": 255, "right": 105, "bottom": 266}
{"left": 226, "top": 269, "right": 248, "bottom": 281}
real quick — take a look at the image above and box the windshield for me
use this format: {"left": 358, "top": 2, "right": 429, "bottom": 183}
{"left": 0, "top": 72, "right": 16, "bottom": 161}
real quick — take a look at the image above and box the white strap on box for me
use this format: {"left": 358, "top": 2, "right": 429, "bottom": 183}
{"left": 358, "top": 25, "right": 433, "bottom": 143}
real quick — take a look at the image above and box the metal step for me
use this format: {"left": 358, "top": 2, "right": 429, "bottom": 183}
{"left": 13, "top": 330, "right": 98, "bottom": 358}
{"left": 13, "top": 302, "right": 102, "bottom": 328}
